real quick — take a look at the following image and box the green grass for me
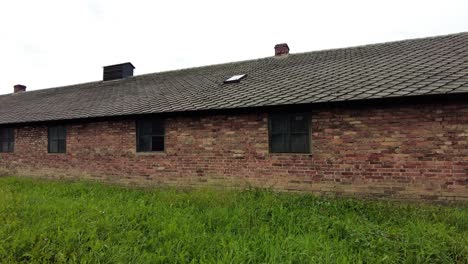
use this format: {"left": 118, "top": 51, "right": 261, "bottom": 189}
{"left": 0, "top": 177, "right": 467, "bottom": 263}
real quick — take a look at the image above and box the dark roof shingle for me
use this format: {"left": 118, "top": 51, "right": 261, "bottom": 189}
{"left": 1, "top": 32, "right": 468, "bottom": 125}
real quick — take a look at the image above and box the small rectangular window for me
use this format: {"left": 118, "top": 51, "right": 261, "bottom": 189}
{"left": 0, "top": 128, "right": 14, "bottom": 153}
{"left": 48, "top": 126, "right": 66, "bottom": 153}
{"left": 269, "top": 113, "right": 310, "bottom": 153}
{"left": 224, "top": 74, "right": 247, "bottom": 84}
{"left": 136, "top": 119, "right": 165, "bottom": 152}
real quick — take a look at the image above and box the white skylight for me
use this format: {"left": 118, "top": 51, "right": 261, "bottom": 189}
{"left": 224, "top": 74, "right": 247, "bottom": 83}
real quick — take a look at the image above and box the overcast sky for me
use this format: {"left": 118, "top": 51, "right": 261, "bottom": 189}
{"left": 0, "top": 0, "right": 467, "bottom": 95}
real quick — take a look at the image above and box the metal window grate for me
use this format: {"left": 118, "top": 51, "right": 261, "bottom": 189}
{"left": 48, "top": 126, "right": 67, "bottom": 153}
{"left": 136, "top": 119, "right": 165, "bottom": 152}
{"left": 269, "top": 113, "right": 310, "bottom": 153}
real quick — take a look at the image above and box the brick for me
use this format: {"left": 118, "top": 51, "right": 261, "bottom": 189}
{"left": 0, "top": 102, "right": 467, "bottom": 201}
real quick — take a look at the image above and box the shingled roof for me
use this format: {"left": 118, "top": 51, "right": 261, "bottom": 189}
{"left": 1, "top": 32, "right": 468, "bottom": 125}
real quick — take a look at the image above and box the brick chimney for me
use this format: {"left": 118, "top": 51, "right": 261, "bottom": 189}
{"left": 274, "top": 43, "right": 290, "bottom": 56}
{"left": 14, "top": 84, "right": 26, "bottom": 93}
{"left": 103, "top": 62, "right": 135, "bottom": 81}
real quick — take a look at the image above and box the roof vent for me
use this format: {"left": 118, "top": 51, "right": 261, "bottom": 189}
{"left": 103, "top": 62, "right": 135, "bottom": 81}
{"left": 224, "top": 74, "right": 247, "bottom": 84}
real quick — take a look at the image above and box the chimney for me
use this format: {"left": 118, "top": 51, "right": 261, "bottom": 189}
{"left": 274, "top": 43, "right": 290, "bottom": 56}
{"left": 14, "top": 84, "right": 26, "bottom": 93}
{"left": 103, "top": 62, "right": 135, "bottom": 81}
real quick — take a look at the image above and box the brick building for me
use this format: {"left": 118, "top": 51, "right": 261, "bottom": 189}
{"left": 1, "top": 33, "right": 467, "bottom": 201}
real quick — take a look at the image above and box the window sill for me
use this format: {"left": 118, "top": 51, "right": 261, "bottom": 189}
{"left": 135, "top": 151, "right": 167, "bottom": 156}
{"left": 269, "top": 152, "right": 312, "bottom": 156}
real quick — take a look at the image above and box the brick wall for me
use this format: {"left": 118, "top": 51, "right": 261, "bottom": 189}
{"left": 1, "top": 100, "right": 467, "bottom": 201}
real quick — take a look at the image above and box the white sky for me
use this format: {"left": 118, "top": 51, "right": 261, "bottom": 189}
{"left": 0, "top": 0, "right": 467, "bottom": 95}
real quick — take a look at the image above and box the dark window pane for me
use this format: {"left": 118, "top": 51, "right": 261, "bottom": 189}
{"left": 1, "top": 142, "right": 8, "bottom": 152}
{"left": 270, "top": 115, "right": 288, "bottom": 134}
{"left": 152, "top": 120, "right": 164, "bottom": 135}
{"left": 139, "top": 120, "right": 152, "bottom": 136}
{"left": 49, "top": 127, "right": 58, "bottom": 139}
{"left": 0, "top": 128, "right": 14, "bottom": 153}
{"left": 138, "top": 135, "right": 151, "bottom": 152}
{"left": 57, "top": 127, "right": 66, "bottom": 139}
{"left": 8, "top": 130, "right": 14, "bottom": 141}
{"left": 291, "top": 115, "right": 308, "bottom": 133}
{"left": 49, "top": 140, "right": 58, "bottom": 153}
{"left": 270, "top": 134, "right": 288, "bottom": 153}
{"left": 290, "top": 134, "right": 309, "bottom": 153}
{"left": 151, "top": 136, "right": 164, "bottom": 151}
{"left": 58, "top": 139, "right": 66, "bottom": 153}
{"left": 0, "top": 130, "right": 6, "bottom": 141}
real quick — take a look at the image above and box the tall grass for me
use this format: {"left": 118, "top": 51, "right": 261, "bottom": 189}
{"left": 0, "top": 177, "right": 467, "bottom": 263}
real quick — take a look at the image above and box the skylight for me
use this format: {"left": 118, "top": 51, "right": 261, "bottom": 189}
{"left": 224, "top": 74, "right": 247, "bottom": 84}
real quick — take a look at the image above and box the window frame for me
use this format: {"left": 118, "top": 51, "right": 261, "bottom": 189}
{"left": 268, "top": 113, "right": 311, "bottom": 154}
{"left": 136, "top": 119, "right": 165, "bottom": 153}
{"left": 48, "top": 125, "right": 67, "bottom": 154}
{"left": 0, "top": 127, "right": 14, "bottom": 153}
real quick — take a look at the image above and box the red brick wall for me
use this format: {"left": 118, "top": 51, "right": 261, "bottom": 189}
{"left": 1, "top": 101, "right": 467, "bottom": 201}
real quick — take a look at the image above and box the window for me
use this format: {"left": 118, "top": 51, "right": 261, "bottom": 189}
{"left": 136, "top": 119, "right": 165, "bottom": 152}
{"left": 269, "top": 113, "right": 310, "bottom": 153}
{"left": 48, "top": 126, "right": 67, "bottom": 153}
{"left": 224, "top": 74, "right": 247, "bottom": 84}
{"left": 0, "top": 128, "right": 14, "bottom": 153}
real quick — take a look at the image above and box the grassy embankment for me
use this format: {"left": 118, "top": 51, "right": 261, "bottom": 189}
{"left": 0, "top": 177, "right": 467, "bottom": 263}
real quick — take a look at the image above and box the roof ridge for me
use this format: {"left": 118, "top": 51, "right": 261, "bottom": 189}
{"left": 119, "top": 32, "right": 468, "bottom": 79}
{"left": 291, "top": 31, "right": 468, "bottom": 56}
{"left": 1, "top": 31, "right": 466, "bottom": 99}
